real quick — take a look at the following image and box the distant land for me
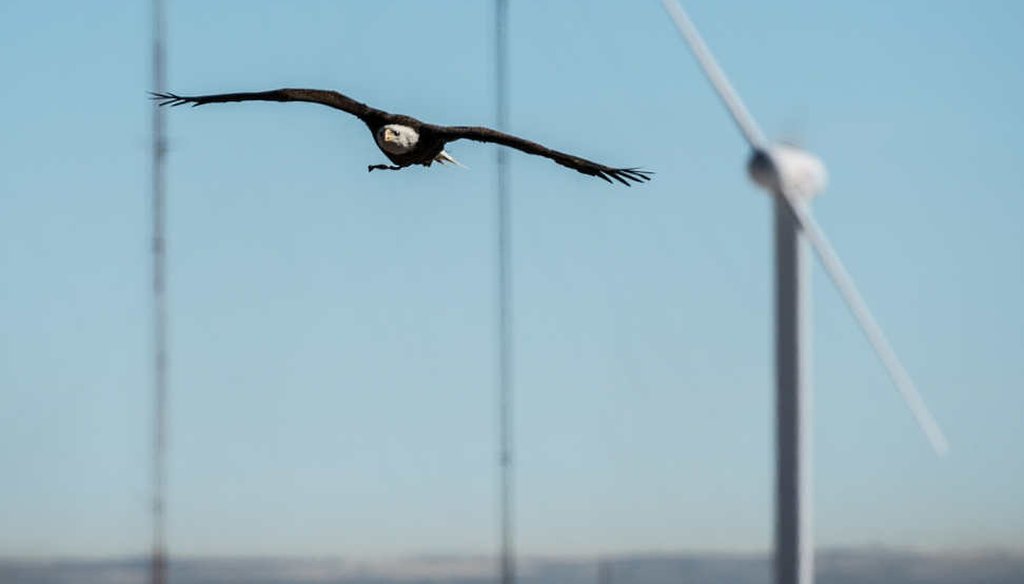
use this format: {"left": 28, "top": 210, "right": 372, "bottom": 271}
{"left": 2, "top": 548, "right": 1022, "bottom": 584}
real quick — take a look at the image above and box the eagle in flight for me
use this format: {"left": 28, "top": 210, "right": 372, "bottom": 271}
{"left": 151, "top": 88, "right": 652, "bottom": 186}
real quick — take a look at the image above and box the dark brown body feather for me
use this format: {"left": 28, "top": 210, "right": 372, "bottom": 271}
{"left": 151, "top": 88, "right": 652, "bottom": 185}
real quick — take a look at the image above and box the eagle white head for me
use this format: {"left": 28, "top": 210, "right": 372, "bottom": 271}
{"left": 377, "top": 124, "right": 419, "bottom": 155}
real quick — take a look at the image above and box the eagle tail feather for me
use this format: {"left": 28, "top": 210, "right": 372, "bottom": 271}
{"left": 435, "top": 150, "right": 468, "bottom": 169}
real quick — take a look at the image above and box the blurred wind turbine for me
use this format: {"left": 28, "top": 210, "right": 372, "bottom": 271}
{"left": 660, "top": 2, "right": 949, "bottom": 584}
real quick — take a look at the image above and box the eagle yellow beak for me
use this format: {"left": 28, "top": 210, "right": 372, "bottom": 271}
{"left": 383, "top": 128, "right": 395, "bottom": 143}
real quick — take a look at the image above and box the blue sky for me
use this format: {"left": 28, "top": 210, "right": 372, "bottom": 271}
{"left": 1, "top": 0, "right": 1022, "bottom": 559}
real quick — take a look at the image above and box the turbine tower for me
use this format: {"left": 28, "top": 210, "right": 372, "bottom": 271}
{"left": 660, "top": 3, "right": 949, "bottom": 584}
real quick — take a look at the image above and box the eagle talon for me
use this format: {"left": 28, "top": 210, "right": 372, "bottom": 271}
{"left": 368, "top": 164, "right": 404, "bottom": 173}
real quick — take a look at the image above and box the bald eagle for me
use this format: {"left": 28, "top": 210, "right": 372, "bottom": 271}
{"left": 151, "top": 88, "right": 652, "bottom": 186}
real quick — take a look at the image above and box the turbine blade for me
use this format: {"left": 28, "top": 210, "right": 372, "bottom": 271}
{"left": 777, "top": 187, "right": 950, "bottom": 456}
{"left": 661, "top": 0, "right": 768, "bottom": 150}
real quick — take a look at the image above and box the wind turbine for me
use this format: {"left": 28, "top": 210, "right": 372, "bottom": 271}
{"left": 659, "top": 3, "right": 949, "bottom": 584}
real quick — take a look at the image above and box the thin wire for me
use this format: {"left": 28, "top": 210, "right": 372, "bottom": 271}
{"left": 660, "top": 0, "right": 768, "bottom": 150}
{"left": 150, "top": 0, "right": 169, "bottom": 582}
{"left": 495, "top": 1, "right": 515, "bottom": 584}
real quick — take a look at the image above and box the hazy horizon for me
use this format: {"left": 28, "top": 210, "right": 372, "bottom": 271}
{"left": 3, "top": 548, "right": 1023, "bottom": 584}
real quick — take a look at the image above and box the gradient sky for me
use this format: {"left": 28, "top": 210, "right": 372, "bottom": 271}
{"left": 1, "top": 0, "right": 1022, "bottom": 560}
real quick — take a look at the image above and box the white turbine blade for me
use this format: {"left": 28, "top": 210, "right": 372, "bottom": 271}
{"left": 777, "top": 187, "right": 949, "bottom": 455}
{"left": 661, "top": 0, "right": 768, "bottom": 150}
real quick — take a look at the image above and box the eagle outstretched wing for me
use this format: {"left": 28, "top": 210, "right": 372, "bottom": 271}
{"left": 150, "top": 88, "right": 387, "bottom": 125}
{"left": 433, "top": 125, "right": 652, "bottom": 186}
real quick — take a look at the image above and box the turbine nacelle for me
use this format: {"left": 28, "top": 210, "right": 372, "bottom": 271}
{"left": 748, "top": 145, "right": 828, "bottom": 201}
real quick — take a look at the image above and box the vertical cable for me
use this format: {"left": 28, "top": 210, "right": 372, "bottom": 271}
{"left": 494, "top": 2, "right": 514, "bottom": 584}
{"left": 150, "top": 0, "right": 168, "bottom": 583}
